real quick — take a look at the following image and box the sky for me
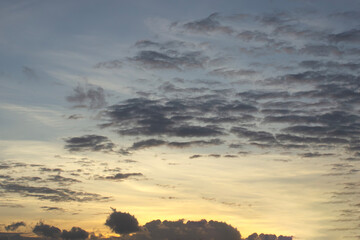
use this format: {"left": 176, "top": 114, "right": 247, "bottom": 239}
{"left": 1, "top": 0, "right": 360, "bottom": 239}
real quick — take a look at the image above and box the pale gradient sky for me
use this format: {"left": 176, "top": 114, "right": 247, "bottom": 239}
{"left": 1, "top": 1, "right": 360, "bottom": 240}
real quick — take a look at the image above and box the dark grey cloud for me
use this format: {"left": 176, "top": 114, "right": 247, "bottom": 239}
{"left": 329, "top": 29, "right": 360, "bottom": 43}
{"left": 61, "top": 227, "right": 88, "bottom": 240}
{"left": 299, "top": 60, "right": 360, "bottom": 71}
{"left": 284, "top": 125, "right": 358, "bottom": 139}
{"left": 299, "top": 152, "right": 335, "bottom": 158}
{"left": 329, "top": 11, "right": 360, "bottom": 20}
{"left": 275, "top": 134, "right": 348, "bottom": 145}
{"left": 67, "top": 114, "right": 83, "bottom": 120}
{"left": 46, "top": 175, "right": 81, "bottom": 185}
{"left": 0, "top": 212, "right": 293, "bottom": 240}
{"left": 0, "top": 183, "right": 110, "bottom": 202}
{"left": 0, "top": 162, "right": 27, "bottom": 170}
{"left": 0, "top": 232, "right": 36, "bottom": 239}
{"left": 5, "top": 222, "right": 26, "bottom": 231}
{"left": 209, "top": 68, "right": 258, "bottom": 78}
{"left": 100, "top": 173, "right": 143, "bottom": 180}
{"left": 237, "top": 30, "right": 273, "bottom": 43}
{"left": 33, "top": 222, "right": 61, "bottom": 238}
{"left": 119, "top": 219, "right": 241, "bottom": 240}
{"left": 22, "top": 66, "right": 37, "bottom": 80}
{"left": 134, "top": 40, "right": 160, "bottom": 48}
{"left": 258, "top": 12, "right": 294, "bottom": 27}
{"left": 100, "top": 97, "right": 229, "bottom": 138}
{"left": 105, "top": 209, "right": 140, "bottom": 235}
{"left": 238, "top": 91, "right": 290, "bottom": 101}
{"left": 41, "top": 206, "right": 64, "bottom": 212}
{"left": 264, "top": 71, "right": 325, "bottom": 85}
{"left": 257, "top": 11, "right": 327, "bottom": 41}
{"left": 66, "top": 84, "right": 107, "bottom": 109}
{"left": 167, "top": 139, "right": 224, "bottom": 148}
{"left": 104, "top": 215, "right": 292, "bottom": 240}
{"left": 64, "top": 135, "right": 115, "bottom": 152}
{"left": 0, "top": 174, "right": 13, "bottom": 180}
{"left": 231, "top": 127, "right": 276, "bottom": 144}
{"left": 129, "top": 50, "right": 208, "bottom": 70}
{"left": 135, "top": 40, "right": 195, "bottom": 50}
{"left": 181, "top": 13, "right": 234, "bottom": 35}
{"left": 263, "top": 111, "right": 359, "bottom": 126}
{"left": 158, "top": 82, "right": 208, "bottom": 94}
{"left": 129, "top": 138, "right": 223, "bottom": 150}
{"left": 299, "top": 45, "right": 343, "bottom": 56}
{"left": 189, "top": 154, "right": 202, "bottom": 159}
{"left": 265, "top": 72, "right": 360, "bottom": 89}
{"left": 246, "top": 233, "right": 293, "bottom": 240}
{"left": 0, "top": 164, "right": 10, "bottom": 170}
{"left": 39, "top": 167, "right": 63, "bottom": 173}
{"left": 197, "top": 115, "right": 255, "bottom": 124}
{"left": 94, "top": 60, "right": 122, "bottom": 69}
{"left": 170, "top": 125, "right": 224, "bottom": 137}
{"left": 273, "top": 25, "right": 326, "bottom": 40}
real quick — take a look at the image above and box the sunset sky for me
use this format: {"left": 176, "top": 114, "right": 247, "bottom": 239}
{"left": 1, "top": 0, "right": 360, "bottom": 239}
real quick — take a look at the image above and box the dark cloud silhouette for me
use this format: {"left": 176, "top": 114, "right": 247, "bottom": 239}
{"left": 0, "top": 232, "right": 37, "bottom": 240}
{"left": 129, "top": 50, "right": 208, "bottom": 70}
{"left": 329, "top": 11, "right": 360, "bottom": 20}
{"left": 134, "top": 40, "right": 160, "bottom": 48}
{"left": 134, "top": 40, "right": 195, "bottom": 50}
{"left": 329, "top": 29, "right": 360, "bottom": 43}
{"left": 129, "top": 139, "right": 167, "bottom": 150}
{"left": 209, "top": 68, "right": 258, "bottom": 78}
{"left": 66, "top": 84, "right": 107, "bottom": 109}
{"left": 39, "top": 167, "right": 63, "bottom": 173}
{"left": 129, "top": 138, "right": 223, "bottom": 150}
{"left": 299, "top": 44, "right": 343, "bottom": 56}
{"left": 32, "top": 223, "right": 89, "bottom": 240}
{"left": 33, "top": 222, "right": 61, "bottom": 238}
{"left": 167, "top": 139, "right": 224, "bottom": 148}
{"left": 245, "top": 233, "right": 292, "bottom": 240}
{"left": 61, "top": 227, "right": 89, "bottom": 240}
{"left": 181, "top": 13, "right": 234, "bottom": 35}
{"left": 46, "top": 175, "right": 81, "bottom": 185}
{"left": 5, "top": 222, "right": 26, "bottom": 231}
{"left": 101, "top": 173, "right": 143, "bottom": 180}
{"left": 105, "top": 209, "right": 140, "bottom": 235}
{"left": 94, "top": 60, "right": 122, "bottom": 69}
{"left": 299, "top": 152, "right": 335, "bottom": 158}
{"left": 299, "top": 60, "right": 360, "bottom": 71}
{"left": 64, "top": 135, "right": 115, "bottom": 152}
{"left": 158, "top": 82, "right": 208, "bottom": 94}
{"left": 101, "top": 97, "right": 228, "bottom": 138}
{"left": 139, "top": 219, "right": 241, "bottom": 240}
{"left": 238, "top": 91, "right": 290, "bottom": 101}
{"left": 0, "top": 211, "right": 293, "bottom": 240}
{"left": 41, "top": 206, "right": 64, "bottom": 212}
{"left": 198, "top": 115, "right": 255, "bottom": 124}
{"left": 231, "top": 127, "right": 276, "bottom": 144}
{"left": 68, "top": 114, "right": 83, "bottom": 120}
{"left": 237, "top": 30, "right": 272, "bottom": 43}
{"left": 0, "top": 182, "right": 110, "bottom": 202}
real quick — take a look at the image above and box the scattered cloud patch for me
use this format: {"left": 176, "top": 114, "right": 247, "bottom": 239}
{"left": 5, "top": 222, "right": 26, "bottom": 231}
{"left": 64, "top": 135, "right": 115, "bottom": 152}
{"left": 105, "top": 209, "right": 140, "bottom": 235}
{"left": 66, "top": 84, "right": 107, "bottom": 109}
